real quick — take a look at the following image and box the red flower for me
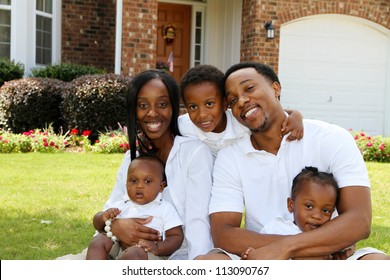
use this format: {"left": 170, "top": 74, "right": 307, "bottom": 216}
{"left": 366, "top": 142, "right": 373, "bottom": 147}
{"left": 82, "top": 130, "right": 91, "bottom": 136}
{"left": 50, "top": 141, "right": 55, "bottom": 146}
{"left": 70, "top": 128, "right": 79, "bottom": 135}
{"left": 43, "top": 142, "right": 48, "bottom": 147}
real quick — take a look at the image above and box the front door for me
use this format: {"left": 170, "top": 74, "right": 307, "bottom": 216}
{"left": 157, "top": 3, "right": 191, "bottom": 81}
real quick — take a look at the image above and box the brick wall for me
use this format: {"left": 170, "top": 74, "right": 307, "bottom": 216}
{"left": 121, "top": 0, "right": 158, "bottom": 76}
{"left": 241, "top": 0, "right": 389, "bottom": 73}
{"left": 61, "top": 0, "right": 116, "bottom": 72}
{"left": 61, "top": 0, "right": 388, "bottom": 76}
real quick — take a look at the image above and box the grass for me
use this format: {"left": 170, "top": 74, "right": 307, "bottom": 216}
{"left": 0, "top": 154, "right": 389, "bottom": 259}
{"left": 0, "top": 153, "right": 123, "bottom": 260}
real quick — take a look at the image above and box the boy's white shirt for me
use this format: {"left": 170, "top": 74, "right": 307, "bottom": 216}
{"left": 111, "top": 193, "right": 183, "bottom": 239}
{"left": 103, "top": 136, "right": 214, "bottom": 260}
{"left": 178, "top": 109, "right": 249, "bottom": 158}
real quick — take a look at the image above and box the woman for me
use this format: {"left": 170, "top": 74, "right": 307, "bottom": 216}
{"left": 101, "top": 70, "right": 214, "bottom": 260}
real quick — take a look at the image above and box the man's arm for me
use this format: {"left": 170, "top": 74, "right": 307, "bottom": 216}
{"left": 210, "top": 212, "right": 283, "bottom": 256}
{"left": 246, "top": 186, "right": 371, "bottom": 259}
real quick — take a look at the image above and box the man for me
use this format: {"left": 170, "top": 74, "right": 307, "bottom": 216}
{"left": 207, "top": 62, "right": 388, "bottom": 260}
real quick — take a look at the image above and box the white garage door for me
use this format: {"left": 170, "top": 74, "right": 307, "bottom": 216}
{"left": 279, "top": 15, "right": 389, "bottom": 136}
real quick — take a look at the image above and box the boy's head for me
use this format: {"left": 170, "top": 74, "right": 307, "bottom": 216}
{"left": 126, "top": 155, "right": 167, "bottom": 205}
{"left": 180, "top": 64, "right": 228, "bottom": 133}
{"left": 288, "top": 166, "right": 339, "bottom": 232}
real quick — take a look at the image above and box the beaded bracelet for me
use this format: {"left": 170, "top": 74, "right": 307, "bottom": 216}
{"left": 104, "top": 218, "right": 119, "bottom": 243}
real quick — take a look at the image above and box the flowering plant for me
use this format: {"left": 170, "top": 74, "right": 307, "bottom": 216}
{"left": 67, "top": 128, "right": 92, "bottom": 151}
{"left": 91, "top": 125, "right": 129, "bottom": 154}
{"left": 350, "top": 130, "right": 390, "bottom": 163}
{"left": 0, "top": 125, "right": 69, "bottom": 153}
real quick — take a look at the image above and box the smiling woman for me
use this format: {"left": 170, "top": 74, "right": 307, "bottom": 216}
{"left": 56, "top": 69, "right": 214, "bottom": 260}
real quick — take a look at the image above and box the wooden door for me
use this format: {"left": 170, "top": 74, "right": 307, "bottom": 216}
{"left": 157, "top": 3, "right": 191, "bottom": 81}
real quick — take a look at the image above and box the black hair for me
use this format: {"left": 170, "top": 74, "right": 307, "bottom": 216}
{"left": 126, "top": 69, "right": 181, "bottom": 161}
{"left": 180, "top": 64, "right": 225, "bottom": 103}
{"left": 130, "top": 154, "right": 167, "bottom": 182}
{"left": 224, "top": 61, "right": 282, "bottom": 100}
{"left": 291, "top": 166, "right": 339, "bottom": 202}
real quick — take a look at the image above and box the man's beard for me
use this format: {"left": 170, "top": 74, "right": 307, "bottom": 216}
{"left": 249, "top": 116, "right": 268, "bottom": 133}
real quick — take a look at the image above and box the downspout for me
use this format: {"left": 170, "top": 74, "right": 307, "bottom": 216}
{"left": 115, "top": 0, "right": 123, "bottom": 74}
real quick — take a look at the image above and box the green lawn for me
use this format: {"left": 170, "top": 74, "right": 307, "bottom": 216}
{"left": 0, "top": 153, "right": 388, "bottom": 259}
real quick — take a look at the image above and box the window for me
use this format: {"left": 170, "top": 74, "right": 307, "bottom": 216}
{"left": 0, "top": 0, "right": 11, "bottom": 59}
{"left": 192, "top": 7, "right": 204, "bottom": 66}
{"left": 36, "top": 0, "right": 52, "bottom": 65}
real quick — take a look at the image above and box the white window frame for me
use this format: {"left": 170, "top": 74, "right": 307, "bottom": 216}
{"left": 0, "top": 1, "right": 12, "bottom": 59}
{"left": 191, "top": 5, "right": 205, "bottom": 66}
{"left": 9, "top": 0, "right": 61, "bottom": 75}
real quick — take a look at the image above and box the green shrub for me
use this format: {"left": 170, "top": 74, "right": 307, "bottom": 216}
{"left": 0, "top": 78, "right": 66, "bottom": 133}
{"left": 0, "top": 58, "right": 25, "bottom": 87}
{"left": 30, "top": 63, "right": 106, "bottom": 82}
{"left": 61, "top": 73, "right": 132, "bottom": 142}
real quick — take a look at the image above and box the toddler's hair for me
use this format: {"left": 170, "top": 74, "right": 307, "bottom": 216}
{"left": 291, "top": 166, "right": 338, "bottom": 201}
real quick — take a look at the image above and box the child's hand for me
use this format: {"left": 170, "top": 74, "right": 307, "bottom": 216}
{"left": 240, "top": 247, "right": 255, "bottom": 260}
{"left": 103, "top": 208, "right": 121, "bottom": 221}
{"left": 137, "top": 240, "right": 159, "bottom": 255}
{"left": 281, "top": 110, "right": 304, "bottom": 141}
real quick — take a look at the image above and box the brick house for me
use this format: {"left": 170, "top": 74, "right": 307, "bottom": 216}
{"left": 1, "top": 0, "right": 389, "bottom": 135}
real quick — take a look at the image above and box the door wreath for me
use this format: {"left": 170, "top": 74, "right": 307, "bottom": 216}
{"left": 162, "top": 23, "right": 177, "bottom": 45}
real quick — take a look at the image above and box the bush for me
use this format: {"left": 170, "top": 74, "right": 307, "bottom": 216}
{"left": 30, "top": 63, "right": 106, "bottom": 82}
{"left": 351, "top": 130, "right": 390, "bottom": 163}
{"left": 0, "top": 58, "right": 25, "bottom": 87}
{"left": 0, "top": 78, "right": 66, "bottom": 133}
{"left": 61, "top": 73, "right": 132, "bottom": 142}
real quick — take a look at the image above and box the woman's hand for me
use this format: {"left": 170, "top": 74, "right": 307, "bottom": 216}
{"left": 111, "top": 217, "right": 161, "bottom": 248}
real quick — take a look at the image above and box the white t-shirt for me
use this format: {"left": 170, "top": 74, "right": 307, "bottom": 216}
{"left": 178, "top": 109, "right": 249, "bottom": 158}
{"left": 104, "top": 136, "right": 214, "bottom": 260}
{"left": 111, "top": 193, "right": 183, "bottom": 239}
{"left": 260, "top": 215, "right": 301, "bottom": 235}
{"left": 210, "top": 119, "right": 370, "bottom": 233}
